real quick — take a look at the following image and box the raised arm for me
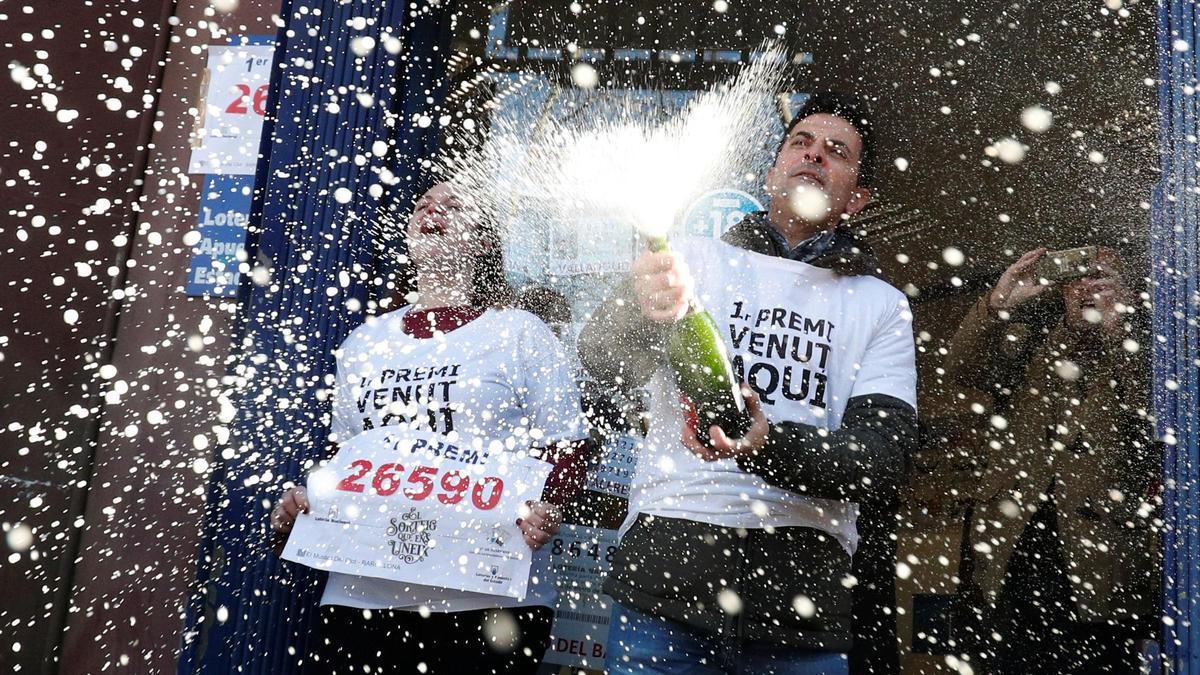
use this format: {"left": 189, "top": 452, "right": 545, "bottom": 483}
{"left": 578, "top": 248, "right": 692, "bottom": 390}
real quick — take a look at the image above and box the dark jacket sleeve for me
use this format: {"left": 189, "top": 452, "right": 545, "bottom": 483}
{"left": 736, "top": 393, "right": 917, "bottom": 506}
{"left": 577, "top": 276, "right": 668, "bottom": 391}
{"left": 944, "top": 295, "right": 1036, "bottom": 394}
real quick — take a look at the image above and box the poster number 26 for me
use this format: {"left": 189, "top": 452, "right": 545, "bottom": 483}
{"left": 226, "top": 84, "right": 268, "bottom": 116}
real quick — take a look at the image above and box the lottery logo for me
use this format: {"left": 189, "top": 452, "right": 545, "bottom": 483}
{"left": 385, "top": 507, "right": 439, "bottom": 564}
{"left": 489, "top": 524, "right": 509, "bottom": 547}
{"left": 681, "top": 189, "right": 764, "bottom": 239}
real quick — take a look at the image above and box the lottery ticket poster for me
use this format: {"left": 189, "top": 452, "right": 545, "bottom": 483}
{"left": 188, "top": 42, "right": 275, "bottom": 176}
{"left": 282, "top": 428, "right": 551, "bottom": 600}
{"left": 585, "top": 433, "right": 640, "bottom": 500}
{"left": 542, "top": 525, "right": 620, "bottom": 670}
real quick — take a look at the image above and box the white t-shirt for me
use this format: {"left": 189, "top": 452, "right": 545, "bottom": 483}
{"left": 320, "top": 306, "right": 587, "bottom": 612}
{"left": 626, "top": 236, "right": 917, "bottom": 556}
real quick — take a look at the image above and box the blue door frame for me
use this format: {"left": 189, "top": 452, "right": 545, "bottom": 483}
{"left": 1157, "top": 3, "right": 1200, "bottom": 673}
{"left": 180, "top": 1, "right": 1200, "bottom": 673}
{"left": 177, "top": 1, "right": 450, "bottom": 672}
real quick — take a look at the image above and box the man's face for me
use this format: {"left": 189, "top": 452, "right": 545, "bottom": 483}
{"left": 1061, "top": 249, "right": 1125, "bottom": 332}
{"left": 766, "top": 113, "right": 870, "bottom": 226}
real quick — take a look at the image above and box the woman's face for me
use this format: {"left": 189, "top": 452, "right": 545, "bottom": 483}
{"left": 405, "top": 183, "right": 482, "bottom": 270}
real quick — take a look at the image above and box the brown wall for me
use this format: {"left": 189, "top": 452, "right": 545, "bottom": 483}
{"left": 0, "top": 2, "right": 174, "bottom": 671}
{"left": 0, "top": 1, "right": 277, "bottom": 673}
{"left": 57, "top": 4, "right": 280, "bottom": 673}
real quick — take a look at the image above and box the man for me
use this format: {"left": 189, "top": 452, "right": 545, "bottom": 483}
{"left": 579, "top": 93, "right": 918, "bottom": 674}
{"left": 946, "top": 248, "right": 1155, "bottom": 674}
{"left": 516, "top": 285, "right": 572, "bottom": 340}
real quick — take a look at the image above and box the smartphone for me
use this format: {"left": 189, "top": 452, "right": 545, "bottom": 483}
{"left": 1034, "top": 245, "right": 1099, "bottom": 282}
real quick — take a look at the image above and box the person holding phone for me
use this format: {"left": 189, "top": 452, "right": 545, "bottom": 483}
{"left": 946, "top": 247, "right": 1156, "bottom": 674}
{"left": 270, "top": 182, "right": 588, "bottom": 675}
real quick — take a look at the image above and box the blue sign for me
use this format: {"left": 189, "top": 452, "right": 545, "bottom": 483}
{"left": 681, "top": 188, "right": 764, "bottom": 239}
{"left": 585, "top": 434, "right": 640, "bottom": 499}
{"left": 186, "top": 174, "right": 251, "bottom": 297}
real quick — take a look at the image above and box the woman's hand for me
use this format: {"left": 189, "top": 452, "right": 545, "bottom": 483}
{"left": 517, "top": 501, "right": 562, "bottom": 551}
{"left": 271, "top": 486, "right": 310, "bottom": 536}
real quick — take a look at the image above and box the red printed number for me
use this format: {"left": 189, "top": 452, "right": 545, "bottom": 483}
{"left": 336, "top": 459, "right": 373, "bottom": 493}
{"left": 471, "top": 477, "right": 504, "bottom": 511}
{"left": 336, "top": 462, "right": 505, "bottom": 510}
{"left": 404, "top": 466, "right": 438, "bottom": 500}
{"left": 437, "top": 471, "right": 469, "bottom": 505}
{"left": 225, "top": 84, "right": 269, "bottom": 116}
{"left": 371, "top": 462, "right": 403, "bottom": 496}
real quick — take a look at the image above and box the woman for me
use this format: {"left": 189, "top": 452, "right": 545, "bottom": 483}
{"left": 271, "top": 182, "right": 587, "bottom": 674}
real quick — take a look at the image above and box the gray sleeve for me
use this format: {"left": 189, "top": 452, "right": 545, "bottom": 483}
{"left": 577, "top": 276, "right": 669, "bottom": 392}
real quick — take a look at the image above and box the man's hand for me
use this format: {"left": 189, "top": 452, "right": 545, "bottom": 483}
{"left": 683, "top": 389, "right": 771, "bottom": 461}
{"left": 517, "top": 501, "right": 562, "bottom": 551}
{"left": 633, "top": 248, "right": 694, "bottom": 323}
{"left": 271, "top": 486, "right": 310, "bottom": 535}
{"left": 989, "top": 247, "right": 1053, "bottom": 313}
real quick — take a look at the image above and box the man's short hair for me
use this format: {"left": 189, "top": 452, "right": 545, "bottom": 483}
{"left": 778, "top": 92, "right": 877, "bottom": 187}
{"left": 517, "top": 286, "right": 571, "bottom": 326}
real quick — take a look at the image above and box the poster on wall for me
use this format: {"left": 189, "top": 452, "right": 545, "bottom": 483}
{"left": 681, "top": 188, "right": 766, "bottom": 239}
{"left": 543, "top": 525, "right": 620, "bottom": 670}
{"left": 188, "top": 43, "right": 275, "bottom": 176}
{"left": 186, "top": 38, "right": 273, "bottom": 297}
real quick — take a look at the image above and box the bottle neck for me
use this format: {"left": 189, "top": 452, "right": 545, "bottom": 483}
{"left": 647, "top": 235, "right": 669, "bottom": 253}
{"left": 647, "top": 235, "right": 701, "bottom": 316}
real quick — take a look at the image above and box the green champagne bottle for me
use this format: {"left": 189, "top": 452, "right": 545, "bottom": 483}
{"left": 648, "top": 236, "right": 753, "bottom": 441}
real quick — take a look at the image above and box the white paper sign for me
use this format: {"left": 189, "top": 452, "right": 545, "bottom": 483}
{"left": 188, "top": 44, "right": 274, "bottom": 175}
{"left": 282, "top": 428, "right": 552, "bottom": 600}
{"left": 585, "top": 434, "right": 640, "bottom": 499}
{"left": 543, "top": 525, "right": 619, "bottom": 669}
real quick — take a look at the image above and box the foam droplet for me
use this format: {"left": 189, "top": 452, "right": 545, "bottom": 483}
{"left": 482, "top": 609, "right": 521, "bottom": 654}
{"left": 570, "top": 63, "right": 599, "bottom": 89}
{"left": 792, "top": 594, "right": 816, "bottom": 618}
{"left": 994, "top": 138, "right": 1026, "bottom": 164}
{"left": 1020, "top": 105, "right": 1053, "bottom": 133}
{"left": 788, "top": 186, "right": 829, "bottom": 222}
{"left": 350, "top": 36, "right": 376, "bottom": 57}
{"left": 717, "top": 588, "right": 743, "bottom": 615}
{"left": 6, "top": 524, "right": 34, "bottom": 552}
{"left": 1055, "top": 360, "right": 1082, "bottom": 381}
{"left": 942, "top": 247, "right": 965, "bottom": 267}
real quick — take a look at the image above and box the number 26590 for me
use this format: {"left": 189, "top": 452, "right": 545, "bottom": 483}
{"left": 336, "top": 460, "right": 504, "bottom": 511}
